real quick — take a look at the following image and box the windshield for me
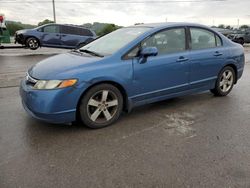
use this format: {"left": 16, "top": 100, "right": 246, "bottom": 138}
{"left": 80, "top": 27, "right": 151, "bottom": 56}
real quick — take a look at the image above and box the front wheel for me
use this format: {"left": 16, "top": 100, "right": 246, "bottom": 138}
{"left": 26, "top": 37, "right": 40, "bottom": 50}
{"left": 79, "top": 84, "right": 123, "bottom": 128}
{"left": 210, "top": 66, "right": 235, "bottom": 96}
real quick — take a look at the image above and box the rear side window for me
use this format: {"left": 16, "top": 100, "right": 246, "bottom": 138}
{"left": 190, "top": 28, "right": 216, "bottom": 50}
{"left": 61, "top": 26, "right": 76, "bottom": 35}
{"left": 61, "top": 26, "right": 93, "bottom": 36}
{"left": 216, "top": 35, "right": 222, "bottom": 47}
{"left": 43, "top": 25, "right": 59, "bottom": 33}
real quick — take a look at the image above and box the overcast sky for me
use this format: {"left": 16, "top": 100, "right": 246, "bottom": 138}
{"left": 0, "top": 0, "right": 249, "bottom": 26}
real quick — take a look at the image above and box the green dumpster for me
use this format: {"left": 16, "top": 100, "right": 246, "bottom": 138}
{"left": 0, "top": 28, "right": 11, "bottom": 43}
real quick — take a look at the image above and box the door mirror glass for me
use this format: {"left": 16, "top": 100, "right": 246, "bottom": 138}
{"left": 140, "top": 47, "right": 158, "bottom": 57}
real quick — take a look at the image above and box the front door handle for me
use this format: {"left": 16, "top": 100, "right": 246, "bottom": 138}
{"left": 177, "top": 56, "right": 189, "bottom": 62}
{"left": 214, "top": 51, "right": 223, "bottom": 56}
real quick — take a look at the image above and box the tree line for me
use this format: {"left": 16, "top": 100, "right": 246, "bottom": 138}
{"left": 5, "top": 19, "right": 121, "bottom": 36}
{"left": 216, "top": 24, "right": 250, "bottom": 30}
{"left": 5, "top": 19, "right": 250, "bottom": 36}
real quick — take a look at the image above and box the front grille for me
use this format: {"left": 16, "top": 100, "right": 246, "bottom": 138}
{"left": 26, "top": 73, "right": 38, "bottom": 87}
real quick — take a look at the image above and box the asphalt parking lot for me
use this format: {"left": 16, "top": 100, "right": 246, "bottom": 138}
{"left": 0, "top": 47, "right": 250, "bottom": 187}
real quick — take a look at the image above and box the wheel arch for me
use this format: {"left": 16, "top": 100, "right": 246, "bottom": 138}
{"left": 75, "top": 80, "right": 130, "bottom": 122}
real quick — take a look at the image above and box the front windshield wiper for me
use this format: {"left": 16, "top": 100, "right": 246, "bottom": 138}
{"left": 79, "top": 49, "right": 104, "bottom": 57}
{"left": 71, "top": 49, "right": 82, "bottom": 54}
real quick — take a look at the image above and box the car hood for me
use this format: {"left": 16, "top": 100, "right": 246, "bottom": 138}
{"left": 29, "top": 52, "right": 103, "bottom": 80}
{"left": 16, "top": 29, "right": 30, "bottom": 34}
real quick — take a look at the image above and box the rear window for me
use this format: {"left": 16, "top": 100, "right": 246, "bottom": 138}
{"left": 61, "top": 26, "right": 93, "bottom": 36}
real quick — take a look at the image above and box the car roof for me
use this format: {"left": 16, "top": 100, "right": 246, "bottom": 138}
{"left": 132, "top": 22, "right": 210, "bottom": 29}
{"left": 41, "top": 23, "right": 91, "bottom": 30}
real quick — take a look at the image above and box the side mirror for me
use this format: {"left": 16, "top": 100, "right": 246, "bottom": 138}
{"left": 140, "top": 47, "right": 158, "bottom": 57}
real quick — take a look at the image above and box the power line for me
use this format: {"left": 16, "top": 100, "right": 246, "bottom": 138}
{"left": 0, "top": 0, "right": 227, "bottom": 3}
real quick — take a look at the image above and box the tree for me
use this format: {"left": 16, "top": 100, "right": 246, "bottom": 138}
{"left": 97, "top": 24, "right": 121, "bottom": 36}
{"left": 225, "top": 25, "right": 233, "bottom": 30}
{"left": 218, "top": 24, "right": 225, "bottom": 29}
{"left": 38, "top": 19, "right": 54, "bottom": 26}
{"left": 5, "top": 21, "right": 35, "bottom": 36}
{"left": 6, "top": 22, "right": 24, "bottom": 36}
{"left": 239, "top": 25, "right": 250, "bottom": 30}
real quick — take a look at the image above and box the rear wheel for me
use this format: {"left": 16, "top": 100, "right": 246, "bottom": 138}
{"left": 79, "top": 84, "right": 123, "bottom": 128}
{"left": 26, "top": 37, "right": 40, "bottom": 50}
{"left": 210, "top": 66, "right": 235, "bottom": 96}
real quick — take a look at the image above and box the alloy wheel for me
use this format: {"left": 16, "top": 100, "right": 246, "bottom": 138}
{"left": 219, "top": 70, "right": 234, "bottom": 92}
{"left": 87, "top": 90, "right": 119, "bottom": 123}
{"left": 28, "top": 39, "right": 39, "bottom": 49}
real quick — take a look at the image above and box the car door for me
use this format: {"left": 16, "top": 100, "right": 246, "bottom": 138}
{"left": 188, "top": 27, "right": 226, "bottom": 89}
{"left": 60, "top": 26, "right": 83, "bottom": 48}
{"left": 131, "top": 27, "right": 190, "bottom": 102}
{"left": 41, "top": 25, "right": 61, "bottom": 47}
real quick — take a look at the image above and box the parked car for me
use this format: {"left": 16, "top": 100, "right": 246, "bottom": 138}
{"left": 231, "top": 30, "right": 250, "bottom": 45}
{"left": 20, "top": 22, "right": 245, "bottom": 128}
{"left": 15, "top": 23, "right": 96, "bottom": 50}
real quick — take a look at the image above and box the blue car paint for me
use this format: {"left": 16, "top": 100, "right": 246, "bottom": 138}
{"left": 15, "top": 24, "right": 96, "bottom": 49}
{"left": 20, "top": 22, "right": 245, "bottom": 124}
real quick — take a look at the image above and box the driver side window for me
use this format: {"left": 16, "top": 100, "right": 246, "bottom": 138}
{"left": 142, "top": 28, "right": 186, "bottom": 56}
{"left": 43, "top": 25, "right": 59, "bottom": 33}
{"left": 124, "top": 28, "right": 186, "bottom": 59}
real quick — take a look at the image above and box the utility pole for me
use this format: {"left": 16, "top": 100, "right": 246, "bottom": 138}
{"left": 52, "top": 0, "right": 56, "bottom": 23}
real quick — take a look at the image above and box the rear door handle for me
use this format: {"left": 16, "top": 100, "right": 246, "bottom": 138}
{"left": 214, "top": 51, "right": 223, "bottom": 56}
{"left": 177, "top": 56, "right": 189, "bottom": 62}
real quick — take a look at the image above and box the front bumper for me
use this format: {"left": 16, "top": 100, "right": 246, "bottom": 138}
{"left": 15, "top": 33, "right": 25, "bottom": 45}
{"left": 20, "top": 78, "right": 85, "bottom": 124}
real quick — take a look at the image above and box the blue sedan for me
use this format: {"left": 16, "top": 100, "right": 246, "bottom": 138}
{"left": 20, "top": 22, "right": 245, "bottom": 128}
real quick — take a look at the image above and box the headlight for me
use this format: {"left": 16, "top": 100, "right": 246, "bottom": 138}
{"left": 34, "top": 79, "right": 77, "bottom": 89}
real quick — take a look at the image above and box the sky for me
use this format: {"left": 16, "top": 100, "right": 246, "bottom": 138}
{"left": 0, "top": 0, "right": 250, "bottom": 27}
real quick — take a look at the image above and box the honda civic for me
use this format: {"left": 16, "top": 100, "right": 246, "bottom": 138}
{"left": 20, "top": 22, "right": 245, "bottom": 128}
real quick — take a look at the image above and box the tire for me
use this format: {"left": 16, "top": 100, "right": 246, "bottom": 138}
{"left": 79, "top": 84, "right": 123, "bottom": 128}
{"left": 210, "top": 66, "right": 236, "bottom": 96}
{"left": 26, "top": 37, "right": 40, "bottom": 50}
